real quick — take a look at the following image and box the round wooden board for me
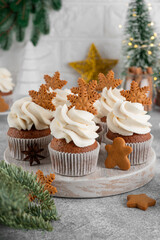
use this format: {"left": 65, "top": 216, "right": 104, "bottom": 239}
{"left": 4, "top": 144, "right": 156, "bottom": 198}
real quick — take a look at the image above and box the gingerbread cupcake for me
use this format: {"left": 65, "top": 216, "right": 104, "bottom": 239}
{"left": 93, "top": 70, "right": 125, "bottom": 142}
{"left": 105, "top": 81, "right": 153, "bottom": 165}
{"left": 44, "top": 71, "right": 71, "bottom": 116}
{"left": 48, "top": 78, "right": 100, "bottom": 176}
{"left": 0, "top": 68, "right": 14, "bottom": 106}
{"left": 7, "top": 84, "right": 56, "bottom": 160}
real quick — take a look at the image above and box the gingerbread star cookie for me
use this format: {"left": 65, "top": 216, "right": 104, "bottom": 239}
{"left": 127, "top": 194, "right": 156, "bottom": 211}
{"left": 44, "top": 71, "right": 67, "bottom": 91}
{"left": 67, "top": 78, "right": 100, "bottom": 115}
{"left": 96, "top": 70, "right": 122, "bottom": 92}
{"left": 105, "top": 137, "right": 132, "bottom": 170}
{"left": 29, "top": 84, "right": 56, "bottom": 111}
{"left": 120, "top": 81, "right": 152, "bottom": 105}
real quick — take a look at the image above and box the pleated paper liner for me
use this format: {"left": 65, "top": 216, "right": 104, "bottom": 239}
{"left": 103, "top": 134, "right": 153, "bottom": 165}
{"left": 8, "top": 135, "right": 52, "bottom": 160}
{"left": 48, "top": 142, "right": 100, "bottom": 177}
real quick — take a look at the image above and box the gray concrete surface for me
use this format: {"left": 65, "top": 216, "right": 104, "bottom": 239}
{"left": 0, "top": 109, "right": 160, "bottom": 240}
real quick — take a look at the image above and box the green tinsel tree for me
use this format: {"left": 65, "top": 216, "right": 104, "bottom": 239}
{"left": 122, "top": 0, "right": 159, "bottom": 74}
{"left": 0, "top": 160, "right": 58, "bottom": 231}
{"left": 0, "top": 0, "right": 62, "bottom": 50}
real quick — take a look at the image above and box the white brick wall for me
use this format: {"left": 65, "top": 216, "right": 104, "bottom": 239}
{"left": 0, "top": 0, "right": 159, "bottom": 91}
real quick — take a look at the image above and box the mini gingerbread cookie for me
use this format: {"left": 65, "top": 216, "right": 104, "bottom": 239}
{"left": 44, "top": 71, "right": 67, "bottom": 91}
{"left": 67, "top": 78, "right": 100, "bottom": 115}
{"left": 120, "top": 81, "right": 152, "bottom": 105}
{"left": 0, "top": 96, "right": 9, "bottom": 112}
{"left": 96, "top": 70, "right": 122, "bottom": 91}
{"left": 29, "top": 84, "right": 56, "bottom": 111}
{"left": 127, "top": 194, "right": 156, "bottom": 211}
{"left": 105, "top": 137, "right": 132, "bottom": 170}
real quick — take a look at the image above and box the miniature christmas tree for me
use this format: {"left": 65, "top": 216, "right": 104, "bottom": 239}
{"left": 0, "top": 0, "right": 62, "bottom": 50}
{"left": 122, "top": 0, "right": 159, "bottom": 73}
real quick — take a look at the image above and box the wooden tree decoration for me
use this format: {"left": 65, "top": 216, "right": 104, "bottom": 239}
{"left": 68, "top": 78, "right": 100, "bottom": 115}
{"left": 96, "top": 70, "right": 122, "bottom": 92}
{"left": 29, "top": 84, "right": 56, "bottom": 111}
{"left": 44, "top": 71, "right": 67, "bottom": 91}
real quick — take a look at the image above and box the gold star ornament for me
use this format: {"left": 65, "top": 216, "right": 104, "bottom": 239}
{"left": 69, "top": 43, "right": 118, "bottom": 83}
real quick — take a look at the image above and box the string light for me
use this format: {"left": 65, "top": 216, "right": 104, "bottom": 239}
{"left": 128, "top": 42, "right": 132, "bottom": 46}
{"left": 150, "top": 43, "right": 154, "bottom": 47}
{"left": 127, "top": 56, "right": 130, "bottom": 59}
{"left": 151, "top": 36, "right": 155, "bottom": 40}
{"left": 118, "top": 24, "right": 122, "bottom": 29}
{"left": 154, "top": 33, "right": 157, "bottom": 37}
{"left": 132, "top": 13, "right": 137, "bottom": 17}
{"left": 130, "top": 38, "right": 133, "bottom": 41}
{"left": 159, "top": 43, "right": 160, "bottom": 47}
{"left": 134, "top": 44, "right": 138, "bottom": 48}
{"left": 148, "top": 50, "right": 152, "bottom": 55}
{"left": 148, "top": 3, "right": 152, "bottom": 6}
{"left": 154, "top": 77, "right": 157, "bottom": 81}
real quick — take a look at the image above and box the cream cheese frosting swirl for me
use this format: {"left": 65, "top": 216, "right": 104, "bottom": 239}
{"left": 93, "top": 87, "right": 125, "bottom": 123}
{"left": 51, "top": 88, "right": 71, "bottom": 108}
{"left": 50, "top": 104, "right": 99, "bottom": 147}
{"left": 0, "top": 68, "right": 14, "bottom": 93}
{"left": 107, "top": 101, "right": 152, "bottom": 136}
{"left": 8, "top": 97, "right": 54, "bottom": 130}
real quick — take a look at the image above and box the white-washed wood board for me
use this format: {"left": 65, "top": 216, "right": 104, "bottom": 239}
{"left": 4, "top": 144, "right": 156, "bottom": 198}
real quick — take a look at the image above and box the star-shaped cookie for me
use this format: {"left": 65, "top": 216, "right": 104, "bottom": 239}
{"left": 67, "top": 78, "right": 100, "bottom": 115}
{"left": 44, "top": 71, "right": 67, "bottom": 91}
{"left": 69, "top": 43, "right": 118, "bottom": 83}
{"left": 120, "top": 81, "right": 152, "bottom": 105}
{"left": 105, "top": 137, "right": 132, "bottom": 170}
{"left": 96, "top": 70, "right": 122, "bottom": 91}
{"left": 127, "top": 194, "right": 156, "bottom": 211}
{"left": 29, "top": 84, "right": 56, "bottom": 111}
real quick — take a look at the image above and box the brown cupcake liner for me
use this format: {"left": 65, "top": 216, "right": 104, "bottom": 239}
{"left": 96, "top": 122, "right": 108, "bottom": 143}
{"left": 8, "top": 135, "right": 52, "bottom": 160}
{"left": 48, "top": 142, "right": 100, "bottom": 176}
{"left": 103, "top": 134, "right": 153, "bottom": 165}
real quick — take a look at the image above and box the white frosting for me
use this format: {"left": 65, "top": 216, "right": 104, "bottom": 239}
{"left": 8, "top": 97, "right": 54, "bottom": 130}
{"left": 107, "top": 101, "right": 152, "bottom": 136}
{"left": 93, "top": 87, "right": 125, "bottom": 123}
{"left": 50, "top": 104, "right": 99, "bottom": 147}
{"left": 0, "top": 68, "right": 14, "bottom": 93}
{"left": 51, "top": 88, "right": 71, "bottom": 108}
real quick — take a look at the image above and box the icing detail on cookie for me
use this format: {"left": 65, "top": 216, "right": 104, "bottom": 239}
{"left": 107, "top": 101, "right": 152, "bottom": 136}
{"left": 8, "top": 97, "right": 54, "bottom": 130}
{"left": 50, "top": 104, "right": 99, "bottom": 147}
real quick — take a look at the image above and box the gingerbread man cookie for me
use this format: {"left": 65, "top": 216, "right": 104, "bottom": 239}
{"left": 105, "top": 137, "right": 132, "bottom": 170}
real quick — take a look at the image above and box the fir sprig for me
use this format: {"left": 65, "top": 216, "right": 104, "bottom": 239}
{"left": 0, "top": 0, "right": 62, "bottom": 50}
{"left": 0, "top": 160, "right": 58, "bottom": 231}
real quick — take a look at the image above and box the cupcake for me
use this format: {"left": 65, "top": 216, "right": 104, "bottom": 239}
{"left": 7, "top": 84, "right": 56, "bottom": 161}
{"left": 0, "top": 68, "right": 14, "bottom": 106}
{"left": 105, "top": 81, "right": 153, "bottom": 165}
{"left": 93, "top": 70, "right": 124, "bottom": 142}
{"left": 48, "top": 78, "right": 100, "bottom": 176}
